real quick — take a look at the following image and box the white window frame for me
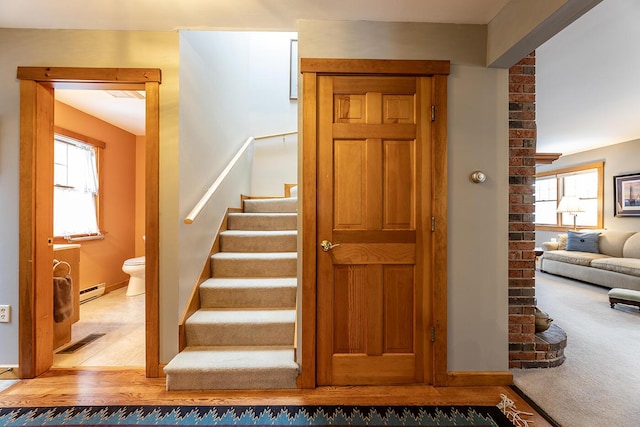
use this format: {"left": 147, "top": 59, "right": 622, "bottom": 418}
{"left": 53, "top": 128, "right": 105, "bottom": 240}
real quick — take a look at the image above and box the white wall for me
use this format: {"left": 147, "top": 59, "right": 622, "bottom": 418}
{"left": 536, "top": 138, "right": 640, "bottom": 246}
{"left": 178, "top": 31, "right": 253, "bottom": 328}
{"left": 0, "top": 24, "right": 508, "bottom": 374}
{"left": 0, "top": 29, "right": 180, "bottom": 366}
{"left": 177, "top": 31, "right": 298, "bottom": 356}
{"left": 248, "top": 34, "right": 298, "bottom": 196}
{"left": 298, "top": 20, "right": 509, "bottom": 372}
{"left": 447, "top": 64, "right": 509, "bottom": 371}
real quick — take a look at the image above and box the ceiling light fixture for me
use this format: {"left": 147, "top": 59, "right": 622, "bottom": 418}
{"left": 106, "top": 90, "right": 145, "bottom": 99}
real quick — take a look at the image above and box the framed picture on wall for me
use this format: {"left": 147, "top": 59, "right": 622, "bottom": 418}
{"left": 289, "top": 39, "right": 298, "bottom": 100}
{"left": 614, "top": 172, "right": 640, "bottom": 217}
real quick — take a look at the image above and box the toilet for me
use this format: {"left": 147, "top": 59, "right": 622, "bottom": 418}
{"left": 122, "top": 256, "right": 145, "bottom": 296}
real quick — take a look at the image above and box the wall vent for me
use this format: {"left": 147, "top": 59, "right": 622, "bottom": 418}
{"left": 79, "top": 283, "right": 105, "bottom": 303}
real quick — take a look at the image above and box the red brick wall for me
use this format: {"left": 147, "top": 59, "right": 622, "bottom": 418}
{"left": 508, "top": 52, "right": 537, "bottom": 367}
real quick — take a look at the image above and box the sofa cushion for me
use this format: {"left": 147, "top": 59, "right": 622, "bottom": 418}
{"left": 557, "top": 233, "right": 567, "bottom": 250}
{"left": 591, "top": 258, "right": 640, "bottom": 278}
{"left": 623, "top": 233, "right": 640, "bottom": 259}
{"left": 543, "top": 250, "right": 611, "bottom": 267}
{"left": 599, "top": 230, "right": 637, "bottom": 257}
{"left": 566, "top": 230, "right": 601, "bottom": 253}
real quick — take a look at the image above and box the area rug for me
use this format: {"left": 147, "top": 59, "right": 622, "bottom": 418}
{"left": 0, "top": 405, "right": 514, "bottom": 426}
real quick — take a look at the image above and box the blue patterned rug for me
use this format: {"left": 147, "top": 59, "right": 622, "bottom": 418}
{"left": 0, "top": 405, "right": 513, "bottom": 426}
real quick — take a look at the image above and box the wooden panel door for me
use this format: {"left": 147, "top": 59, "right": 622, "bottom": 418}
{"left": 316, "top": 75, "right": 433, "bottom": 385}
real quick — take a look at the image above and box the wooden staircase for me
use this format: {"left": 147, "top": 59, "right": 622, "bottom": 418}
{"left": 164, "top": 197, "right": 299, "bottom": 390}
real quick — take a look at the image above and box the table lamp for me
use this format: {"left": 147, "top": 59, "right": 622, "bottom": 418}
{"left": 556, "top": 196, "right": 584, "bottom": 230}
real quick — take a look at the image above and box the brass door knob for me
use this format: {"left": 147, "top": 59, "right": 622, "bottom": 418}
{"left": 320, "top": 240, "right": 341, "bottom": 252}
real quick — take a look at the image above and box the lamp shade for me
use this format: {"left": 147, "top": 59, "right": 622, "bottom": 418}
{"left": 556, "top": 196, "right": 585, "bottom": 214}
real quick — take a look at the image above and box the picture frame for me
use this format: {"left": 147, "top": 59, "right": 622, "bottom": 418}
{"left": 614, "top": 172, "right": 640, "bottom": 217}
{"left": 289, "top": 39, "right": 298, "bottom": 100}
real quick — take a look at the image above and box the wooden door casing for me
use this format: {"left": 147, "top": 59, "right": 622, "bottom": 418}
{"left": 300, "top": 59, "right": 449, "bottom": 389}
{"left": 19, "top": 80, "right": 56, "bottom": 376}
{"left": 17, "top": 67, "right": 161, "bottom": 378}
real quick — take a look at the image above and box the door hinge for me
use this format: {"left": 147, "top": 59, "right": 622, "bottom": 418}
{"left": 431, "top": 105, "right": 436, "bottom": 122}
{"left": 431, "top": 326, "right": 436, "bottom": 342}
{"left": 431, "top": 217, "right": 436, "bottom": 232}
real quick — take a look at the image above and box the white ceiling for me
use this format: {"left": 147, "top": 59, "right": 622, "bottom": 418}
{"left": 536, "top": 0, "right": 640, "bottom": 155}
{"left": 55, "top": 89, "right": 146, "bottom": 136}
{"left": 0, "top": 1, "right": 511, "bottom": 30}
{"left": 7, "top": 0, "right": 639, "bottom": 156}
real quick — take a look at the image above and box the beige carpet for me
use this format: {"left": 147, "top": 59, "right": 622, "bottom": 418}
{"left": 512, "top": 271, "right": 640, "bottom": 427}
{"left": 164, "top": 197, "right": 299, "bottom": 390}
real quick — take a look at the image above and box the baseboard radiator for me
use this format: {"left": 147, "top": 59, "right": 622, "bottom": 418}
{"left": 79, "top": 282, "right": 105, "bottom": 303}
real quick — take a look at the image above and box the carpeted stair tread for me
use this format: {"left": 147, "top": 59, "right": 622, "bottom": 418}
{"left": 165, "top": 195, "right": 299, "bottom": 390}
{"left": 211, "top": 252, "right": 297, "bottom": 277}
{"left": 166, "top": 345, "right": 298, "bottom": 369}
{"left": 164, "top": 346, "right": 299, "bottom": 390}
{"left": 227, "top": 212, "right": 297, "bottom": 231}
{"left": 221, "top": 230, "right": 297, "bottom": 237}
{"left": 188, "top": 308, "right": 295, "bottom": 324}
{"left": 220, "top": 230, "right": 297, "bottom": 252}
{"left": 185, "top": 309, "right": 295, "bottom": 346}
{"left": 243, "top": 197, "right": 297, "bottom": 213}
{"left": 211, "top": 252, "right": 297, "bottom": 261}
{"left": 200, "top": 277, "right": 297, "bottom": 308}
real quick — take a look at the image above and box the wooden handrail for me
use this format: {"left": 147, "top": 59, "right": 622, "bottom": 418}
{"left": 254, "top": 130, "right": 297, "bottom": 140}
{"left": 184, "top": 131, "right": 297, "bottom": 224}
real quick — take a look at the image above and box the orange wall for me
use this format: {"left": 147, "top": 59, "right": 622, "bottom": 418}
{"left": 135, "top": 135, "right": 146, "bottom": 257}
{"left": 55, "top": 100, "right": 143, "bottom": 292}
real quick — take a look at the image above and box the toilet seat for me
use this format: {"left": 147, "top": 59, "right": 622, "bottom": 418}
{"left": 124, "top": 256, "right": 145, "bottom": 267}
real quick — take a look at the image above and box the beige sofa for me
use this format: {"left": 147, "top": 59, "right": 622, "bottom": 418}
{"left": 540, "top": 229, "right": 640, "bottom": 291}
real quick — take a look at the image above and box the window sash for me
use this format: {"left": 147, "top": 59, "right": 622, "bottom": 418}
{"left": 53, "top": 134, "right": 101, "bottom": 238}
{"left": 535, "top": 162, "right": 604, "bottom": 230}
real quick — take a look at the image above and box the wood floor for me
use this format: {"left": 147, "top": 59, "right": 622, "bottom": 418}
{"left": 53, "top": 287, "right": 145, "bottom": 367}
{"left": 0, "top": 287, "right": 552, "bottom": 425}
{"left": 0, "top": 369, "right": 552, "bottom": 426}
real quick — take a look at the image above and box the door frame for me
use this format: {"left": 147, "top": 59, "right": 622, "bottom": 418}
{"left": 17, "top": 67, "right": 161, "bottom": 378}
{"left": 298, "top": 59, "right": 450, "bottom": 388}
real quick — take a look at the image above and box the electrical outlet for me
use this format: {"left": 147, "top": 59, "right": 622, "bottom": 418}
{"left": 0, "top": 305, "right": 10, "bottom": 323}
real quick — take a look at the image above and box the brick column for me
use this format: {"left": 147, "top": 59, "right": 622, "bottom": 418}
{"left": 508, "top": 52, "right": 537, "bottom": 367}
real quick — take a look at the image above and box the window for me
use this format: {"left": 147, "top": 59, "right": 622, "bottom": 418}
{"left": 535, "top": 162, "right": 604, "bottom": 230}
{"left": 54, "top": 132, "right": 102, "bottom": 238}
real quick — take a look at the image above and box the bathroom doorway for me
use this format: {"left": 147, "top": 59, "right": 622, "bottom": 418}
{"left": 17, "top": 67, "right": 161, "bottom": 379}
{"left": 51, "top": 88, "right": 147, "bottom": 368}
